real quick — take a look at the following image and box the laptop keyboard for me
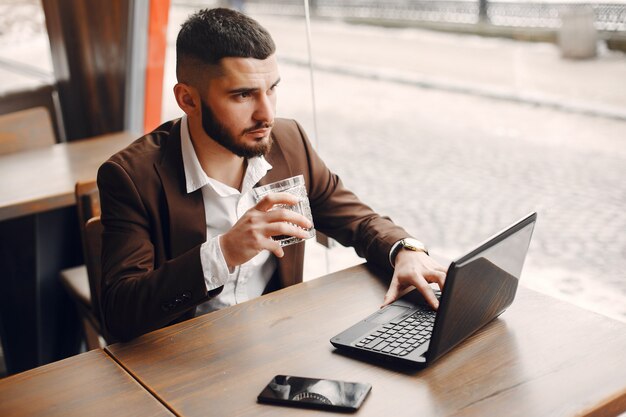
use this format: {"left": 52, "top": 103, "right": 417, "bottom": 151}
{"left": 354, "top": 309, "right": 435, "bottom": 357}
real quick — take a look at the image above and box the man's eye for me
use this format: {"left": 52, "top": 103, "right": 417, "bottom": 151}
{"left": 238, "top": 92, "right": 251, "bottom": 98}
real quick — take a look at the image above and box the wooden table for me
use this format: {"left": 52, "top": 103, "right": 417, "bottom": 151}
{"left": 0, "top": 131, "right": 136, "bottom": 374}
{"left": 0, "top": 349, "right": 174, "bottom": 417}
{"left": 106, "top": 264, "right": 626, "bottom": 416}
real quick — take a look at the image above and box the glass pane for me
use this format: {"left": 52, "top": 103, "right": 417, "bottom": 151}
{"left": 0, "top": 0, "right": 53, "bottom": 92}
{"left": 305, "top": 1, "right": 626, "bottom": 322}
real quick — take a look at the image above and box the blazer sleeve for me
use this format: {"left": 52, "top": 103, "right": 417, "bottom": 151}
{"left": 97, "top": 160, "right": 214, "bottom": 341}
{"left": 282, "top": 120, "right": 411, "bottom": 272}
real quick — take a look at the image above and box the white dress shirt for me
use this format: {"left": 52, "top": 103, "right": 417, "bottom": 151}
{"left": 179, "top": 116, "right": 277, "bottom": 314}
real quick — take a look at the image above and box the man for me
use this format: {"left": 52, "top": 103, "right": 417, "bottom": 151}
{"left": 98, "top": 8, "right": 446, "bottom": 341}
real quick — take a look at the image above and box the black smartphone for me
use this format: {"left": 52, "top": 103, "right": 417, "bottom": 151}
{"left": 257, "top": 375, "right": 372, "bottom": 412}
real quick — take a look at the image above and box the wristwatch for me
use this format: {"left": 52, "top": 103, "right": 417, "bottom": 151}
{"left": 390, "top": 238, "right": 429, "bottom": 267}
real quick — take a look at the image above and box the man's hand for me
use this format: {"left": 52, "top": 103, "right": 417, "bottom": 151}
{"left": 382, "top": 250, "right": 447, "bottom": 310}
{"left": 220, "top": 192, "right": 313, "bottom": 269}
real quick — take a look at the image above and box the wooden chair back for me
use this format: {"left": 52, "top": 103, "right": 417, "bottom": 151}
{"left": 74, "top": 181, "right": 102, "bottom": 321}
{"left": 75, "top": 181, "right": 101, "bottom": 230}
{"left": 0, "top": 107, "right": 56, "bottom": 155}
{"left": 83, "top": 216, "right": 104, "bottom": 328}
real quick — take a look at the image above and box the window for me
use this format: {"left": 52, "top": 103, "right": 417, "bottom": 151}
{"left": 162, "top": 1, "right": 626, "bottom": 322}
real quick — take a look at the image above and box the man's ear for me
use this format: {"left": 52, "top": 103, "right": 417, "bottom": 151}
{"left": 173, "top": 83, "right": 200, "bottom": 116}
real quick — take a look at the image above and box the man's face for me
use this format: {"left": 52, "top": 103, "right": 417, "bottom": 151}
{"left": 199, "top": 55, "right": 279, "bottom": 158}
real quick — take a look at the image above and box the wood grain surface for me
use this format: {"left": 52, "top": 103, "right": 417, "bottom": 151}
{"left": 0, "top": 130, "right": 135, "bottom": 221}
{"left": 0, "top": 349, "right": 173, "bottom": 417}
{"left": 106, "top": 264, "right": 626, "bottom": 417}
{"left": 0, "top": 107, "right": 56, "bottom": 155}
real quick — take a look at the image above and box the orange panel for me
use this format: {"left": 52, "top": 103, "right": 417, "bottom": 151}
{"left": 143, "top": 0, "right": 170, "bottom": 133}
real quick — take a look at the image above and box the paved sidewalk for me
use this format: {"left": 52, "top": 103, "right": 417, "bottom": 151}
{"left": 263, "top": 15, "right": 626, "bottom": 119}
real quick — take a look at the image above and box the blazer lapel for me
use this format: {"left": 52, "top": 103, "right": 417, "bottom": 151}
{"left": 154, "top": 121, "right": 206, "bottom": 258}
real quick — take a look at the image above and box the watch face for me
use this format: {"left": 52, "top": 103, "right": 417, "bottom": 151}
{"left": 403, "top": 238, "right": 427, "bottom": 253}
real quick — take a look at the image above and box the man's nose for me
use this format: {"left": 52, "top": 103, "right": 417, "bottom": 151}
{"left": 254, "top": 94, "right": 274, "bottom": 123}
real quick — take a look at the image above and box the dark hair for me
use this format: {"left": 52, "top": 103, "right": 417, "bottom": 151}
{"left": 176, "top": 8, "right": 276, "bottom": 83}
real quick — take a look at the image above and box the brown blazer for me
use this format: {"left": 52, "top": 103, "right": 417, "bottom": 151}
{"left": 98, "top": 118, "right": 409, "bottom": 341}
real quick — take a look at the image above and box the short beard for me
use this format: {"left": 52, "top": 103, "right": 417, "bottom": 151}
{"left": 200, "top": 99, "right": 273, "bottom": 158}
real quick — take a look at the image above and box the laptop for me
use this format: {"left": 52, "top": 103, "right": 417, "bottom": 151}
{"left": 330, "top": 212, "right": 537, "bottom": 367}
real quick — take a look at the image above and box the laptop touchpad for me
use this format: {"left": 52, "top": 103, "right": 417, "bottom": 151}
{"left": 367, "top": 305, "right": 408, "bottom": 324}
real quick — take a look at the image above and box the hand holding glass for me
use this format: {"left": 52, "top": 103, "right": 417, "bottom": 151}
{"left": 252, "top": 175, "right": 316, "bottom": 247}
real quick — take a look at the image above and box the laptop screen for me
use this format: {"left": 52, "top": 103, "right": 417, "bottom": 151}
{"left": 428, "top": 216, "right": 536, "bottom": 362}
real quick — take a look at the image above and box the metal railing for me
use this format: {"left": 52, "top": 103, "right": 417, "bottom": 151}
{"left": 185, "top": 1, "right": 626, "bottom": 32}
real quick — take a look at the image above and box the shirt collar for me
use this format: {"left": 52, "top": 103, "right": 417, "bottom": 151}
{"left": 180, "top": 115, "right": 272, "bottom": 197}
